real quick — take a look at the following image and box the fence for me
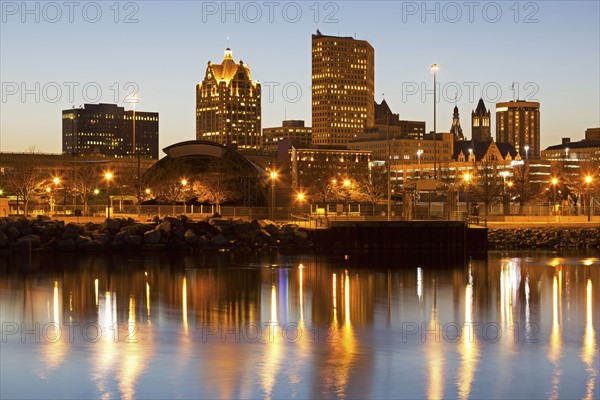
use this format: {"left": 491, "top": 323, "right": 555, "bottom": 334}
{"left": 13, "top": 199, "right": 600, "bottom": 223}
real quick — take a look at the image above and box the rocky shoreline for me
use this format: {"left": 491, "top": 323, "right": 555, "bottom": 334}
{"left": 1, "top": 216, "right": 600, "bottom": 254}
{"left": 0, "top": 215, "right": 313, "bottom": 255}
{"left": 488, "top": 227, "right": 600, "bottom": 249}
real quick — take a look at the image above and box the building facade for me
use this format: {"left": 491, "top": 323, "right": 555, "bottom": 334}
{"left": 196, "top": 48, "right": 261, "bottom": 151}
{"left": 449, "top": 105, "right": 465, "bottom": 141}
{"left": 62, "top": 103, "right": 159, "bottom": 159}
{"left": 471, "top": 98, "right": 491, "bottom": 143}
{"left": 311, "top": 30, "right": 374, "bottom": 145}
{"left": 496, "top": 100, "right": 540, "bottom": 158}
{"left": 263, "top": 120, "right": 312, "bottom": 153}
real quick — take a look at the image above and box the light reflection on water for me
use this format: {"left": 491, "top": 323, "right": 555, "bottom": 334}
{"left": 0, "top": 251, "right": 598, "bottom": 399}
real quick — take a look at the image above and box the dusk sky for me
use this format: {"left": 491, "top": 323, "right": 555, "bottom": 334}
{"left": 1, "top": 1, "right": 598, "bottom": 155}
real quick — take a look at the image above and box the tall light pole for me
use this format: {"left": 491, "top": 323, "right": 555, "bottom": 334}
{"left": 130, "top": 96, "right": 141, "bottom": 216}
{"left": 270, "top": 171, "right": 277, "bottom": 220}
{"left": 417, "top": 149, "right": 423, "bottom": 178}
{"left": 105, "top": 172, "right": 113, "bottom": 219}
{"left": 386, "top": 112, "right": 391, "bottom": 222}
{"left": 565, "top": 147, "right": 569, "bottom": 160}
{"left": 464, "top": 173, "right": 471, "bottom": 223}
{"left": 551, "top": 177, "right": 558, "bottom": 215}
{"left": 524, "top": 145, "right": 529, "bottom": 162}
{"left": 585, "top": 175, "right": 592, "bottom": 222}
{"left": 431, "top": 64, "right": 439, "bottom": 180}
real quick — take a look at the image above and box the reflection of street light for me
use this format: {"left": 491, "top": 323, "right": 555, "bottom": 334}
{"left": 551, "top": 177, "right": 558, "bottom": 214}
{"left": 431, "top": 63, "right": 439, "bottom": 180}
{"left": 585, "top": 175, "right": 592, "bottom": 222}
{"left": 501, "top": 171, "right": 510, "bottom": 215}
{"left": 464, "top": 173, "right": 471, "bottom": 222}
{"left": 270, "top": 171, "right": 277, "bottom": 220}
{"left": 105, "top": 172, "right": 113, "bottom": 219}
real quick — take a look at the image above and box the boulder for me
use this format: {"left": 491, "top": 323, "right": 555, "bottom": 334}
{"left": 143, "top": 228, "right": 162, "bottom": 244}
{"left": 184, "top": 229, "right": 198, "bottom": 244}
{"left": 16, "top": 234, "right": 41, "bottom": 248}
{"left": 58, "top": 239, "right": 76, "bottom": 252}
{"left": 211, "top": 233, "right": 228, "bottom": 247}
{"left": 79, "top": 240, "right": 104, "bottom": 252}
{"left": 124, "top": 235, "right": 143, "bottom": 247}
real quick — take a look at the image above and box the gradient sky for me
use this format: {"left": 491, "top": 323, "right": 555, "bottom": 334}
{"left": 1, "top": 1, "right": 599, "bottom": 155}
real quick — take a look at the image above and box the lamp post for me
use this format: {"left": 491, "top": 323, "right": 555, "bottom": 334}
{"left": 585, "top": 175, "right": 592, "bottom": 222}
{"left": 524, "top": 145, "right": 529, "bottom": 161}
{"left": 565, "top": 147, "right": 569, "bottom": 160}
{"left": 343, "top": 179, "right": 351, "bottom": 219}
{"left": 270, "top": 171, "right": 277, "bottom": 220}
{"left": 181, "top": 179, "right": 188, "bottom": 215}
{"left": 551, "top": 177, "right": 558, "bottom": 215}
{"left": 105, "top": 172, "right": 113, "bottom": 219}
{"left": 501, "top": 171, "right": 509, "bottom": 215}
{"left": 431, "top": 64, "right": 439, "bottom": 180}
{"left": 417, "top": 149, "right": 423, "bottom": 178}
{"left": 464, "top": 173, "right": 471, "bottom": 223}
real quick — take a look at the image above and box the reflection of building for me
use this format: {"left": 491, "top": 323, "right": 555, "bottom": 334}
{"left": 290, "top": 147, "right": 371, "bottom": 189}
{"left": 496, "top": 100, "right": 540, "bottom": 158}
{"left": 62, "top": 103, "right": 159, "bottom": 159}
{"left": 196, "top": 48, "right": 261, "bottom": 151}
{"left": 263, "top": 120, "right": 312, "bottom": 153}
{"left": 312, "top": 30, "right": 374, "bottom": 145}
{"left": 471, "top": 98, "right": 491, "bottom": 143}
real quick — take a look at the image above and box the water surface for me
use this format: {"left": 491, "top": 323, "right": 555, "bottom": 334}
{"left": 0, "top": 251, "right": 598, "bottom": 399}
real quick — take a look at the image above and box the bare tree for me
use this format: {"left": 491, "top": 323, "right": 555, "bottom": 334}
{"left": 472, "top": 160, "right": 502, "bottom": 217}
{"left": 563, "top": 160, "right": 599, "bottom": 215}
{"left": 4, "top": 163, "right": 47, "bottom": 216}
{"left": 512, "top": 162, "right": 538, "bottom": 215}
{"left": 356, "top": 163, "right": 387, "bottom": 215}
{"left": 146, "top": 158, "right": 192, "bottom": 205}
{"left": 67, "top": 163, "right": 103, "bottom": 214}
{"left": 191, "top": 158, "right": 238, "bottom": 213}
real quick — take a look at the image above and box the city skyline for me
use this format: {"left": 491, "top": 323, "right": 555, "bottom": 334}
{"left": 1, "top": 1, "right": 598, "bottom": 154}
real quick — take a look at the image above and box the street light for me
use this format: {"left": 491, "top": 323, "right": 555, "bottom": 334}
{"left": 105, "top": 172, "right": 113, "bottom": 219}
{"left": 181, "top": 179, "right": 188, "bottom": 215}
{"left": 464, "top": 173, "right": 471, "bottom": 223}
{"left": 551, "top": 177, "right": 558, "bottom": 215}
{"left": 270, "top": 171, "right": 277, "bottom": 220}
{"left": 585, "top": 175, "right": 592, "bottom": 222}
{"left": 431, "top": 63, "right": 439, "bottom": 180}
{"left": 417, "top": 149, "right": 423, "bottom": 178}
{"left": 524, "top": 145, "right": 529, "bottom": 161}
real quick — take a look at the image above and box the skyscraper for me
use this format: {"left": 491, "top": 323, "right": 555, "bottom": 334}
{"left": 62, "top": 103, "right": 159, "bottom": 159}
{"left": 311, "top": 30, "right": 374, "bottom": 145}
{"left": 496, "top": 100, "right": 540, "bottom": 157}
{"left": 471, "top": 98, "right": 491, "bottom": 143}
{"left": 196, "top": 48, "right": 261, "bottom": 151}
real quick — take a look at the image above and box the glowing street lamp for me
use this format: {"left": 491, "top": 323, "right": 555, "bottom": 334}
{"left": 417, "top": 149, "right": 423, "bottom": 178}
{"left": 524, "top": 145, "right": 530, "bottom": 161}
{"left": 270, "top": 171, "right": 278, "bottom": 220}
{"left": 585, "top": 175, "right": 593, "bottom": 222}
{"left": 105, "top": 172, "right": 113, "bottom": 219}
{"left": 464, "top": 173, "right": 471, "bottom": 223}
{"left": 551, "top": 177, "right": 558, "bottom": 214}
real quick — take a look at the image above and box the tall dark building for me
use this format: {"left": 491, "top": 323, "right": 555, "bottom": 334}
{"left": 449, "top": 105, "right": 465, "bottom": 141}
{"left": 196, "top": 48, "right": 261, "bottom": 151}
{"left": 62, "top": 103, "right": 159, "bottom": 159}
{"left": 496, "top": 100, "right": 540, "bottom": 158}
{"left": 471, "top": 98, "right": 491, "bottom": 143}
{"left": 312, "top": 30, "right": 375, "bottom": 145}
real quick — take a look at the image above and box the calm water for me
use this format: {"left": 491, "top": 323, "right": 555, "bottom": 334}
{"left": 0, "top": 251, "right": 598, "bottom": 399}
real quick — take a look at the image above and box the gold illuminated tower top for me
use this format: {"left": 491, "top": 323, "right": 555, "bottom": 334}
{"left": 311, "top": 31, "right": 375, "bottom": 145}
{"left": 196, "top": 48, "right": 261, "bottom": 151}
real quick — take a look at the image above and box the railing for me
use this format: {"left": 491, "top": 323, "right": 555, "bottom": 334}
{"left": 9, "top": 200, "right": 600, "bottom": 222}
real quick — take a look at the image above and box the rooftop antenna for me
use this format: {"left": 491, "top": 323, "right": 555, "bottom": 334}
{"left": 510, "top": 81, "right": 516, "bottom": 101}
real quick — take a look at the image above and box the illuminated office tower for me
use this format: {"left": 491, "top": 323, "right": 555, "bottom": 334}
{"left": 312, "top": 30, "right": 374, "bottom": 145}
{"left": 496, "top": 100, "right": 540, "bottom": 157}
{"left": 196, "top": 48, "right": 261, "bottom": 151}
